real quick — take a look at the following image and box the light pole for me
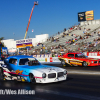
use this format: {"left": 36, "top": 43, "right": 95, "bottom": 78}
{"left": 13, "top": 33, "right": 15, "bottom": 40}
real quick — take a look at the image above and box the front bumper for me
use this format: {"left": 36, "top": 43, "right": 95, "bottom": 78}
{"left": 35, "top": 74, "right": 67, "bottom": 83}
{"left": 88, "top": 63, "right": 99, "bottom": 66}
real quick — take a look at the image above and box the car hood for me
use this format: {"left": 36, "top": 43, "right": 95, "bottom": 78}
{"left": 35, "top": 66, "right": 64, "bottom": 73}
{"left": 20, "top": 64, "right": 64, "bottom": 73}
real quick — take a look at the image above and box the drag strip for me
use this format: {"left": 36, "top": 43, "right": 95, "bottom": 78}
{"left": 43, "top": 63, "right": 100, "bottom": 75}
{"left": 36, "top": 88, "right": 100, "bottom": 100}
{"left": 68, "top": 70, "right": 100, "bottom": 75}
{"left": 0, "top": 63, "right": 100, "bottom": 100}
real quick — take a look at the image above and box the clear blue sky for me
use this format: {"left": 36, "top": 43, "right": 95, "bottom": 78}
{"left": 0, "top": 0, "right": 100, "bottom": 40}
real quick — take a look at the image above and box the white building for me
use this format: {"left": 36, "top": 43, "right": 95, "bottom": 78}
{"left": 1, "top": 34, "right": 49, "bottom": 53}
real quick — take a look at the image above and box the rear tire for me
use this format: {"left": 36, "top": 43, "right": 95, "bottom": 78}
{"left": 29, "top": 73, "right": 36, "bottom": 84}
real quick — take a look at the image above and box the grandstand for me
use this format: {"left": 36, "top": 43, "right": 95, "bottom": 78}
{"left": 30, "top": 19, "right": 100, "bottom": 55}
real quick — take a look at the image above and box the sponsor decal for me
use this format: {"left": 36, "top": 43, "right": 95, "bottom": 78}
{"left": 50, "top": 57, "right": 53, "bottom": 62}
{"left": 45, "top": 58, "right": 47, "bottom": 62}
{"left": 40, "top": 54, "right": 45, "bottom": 58}
{"left": 15, "top": 70, "right": 23, "bottom": 75}
{"left": 52, "top": 57, "right": 60, "bottom": 62}
{"left": 28, "top": 58, "right": 35, "bottom": 61}
{"left": 33, "top": 55, "right": 37, "bottom": 57}
{"left": 65, "top": 59, "right": 68, "bottom": 63}
{"left": 45, "top": 54, "right": 50, "bottom": 58}
{"left": 80, "top": 17, "right": 83, "bottom": 20}
{"left": 23, "top": 44, "right": 25, "bottom": 47}
{"left": 37, "top": 58, "right": 45, "bottom": 62}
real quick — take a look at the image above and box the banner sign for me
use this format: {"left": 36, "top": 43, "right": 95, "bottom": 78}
{"left": 78, "top": 10, "right": 94, "bottom": 22}
{"left": 16, "top": 39, "right": 33, "bottom": 48}
{"left": 37, "top": 58, "right": 46, "bottom": 62}
{"left": 2, "top": 47, "right": 8, "bottom": 55}
{"left": 52, "top": 57, "right": 61, "bottom": 62}
{"left": 78, "top": 12, "right": 86, "bottom": 22}
{"left": 85, "top": 10, "right": 94, "bottom": 21}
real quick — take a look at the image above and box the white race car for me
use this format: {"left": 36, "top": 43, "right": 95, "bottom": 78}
{"left": 0, "top": 55, "right": 67, "bottom": 83}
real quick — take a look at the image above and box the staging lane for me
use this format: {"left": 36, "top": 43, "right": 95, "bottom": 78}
{"left": 0, "top": 64, "right": 100, "bottom": 100}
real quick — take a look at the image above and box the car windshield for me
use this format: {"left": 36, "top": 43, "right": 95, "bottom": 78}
{"left": 19, "top": 58, "right": 40, "bottom": 66}
{"left": 75, "top": 54, "right": 86, "bottom": 58}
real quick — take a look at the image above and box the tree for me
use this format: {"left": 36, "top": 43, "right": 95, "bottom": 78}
{"left": 0, "top": 37, "right": 5, "bottom": 47}
{"left": 0, "top": 37, "right": 4, "bottom": 40}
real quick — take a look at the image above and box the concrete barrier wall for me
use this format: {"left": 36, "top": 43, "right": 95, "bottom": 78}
{"left": 33, "top": 52, "right": 100, "bottom": 64}
{"left": 33, "top": 54, "right": 61, "bottom": 64}
{"left": 35, "top": 57, "right": 61, "bottom": 64}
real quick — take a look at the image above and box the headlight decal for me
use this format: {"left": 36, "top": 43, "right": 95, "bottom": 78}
{"left": 42, "top": 73, "right": 46, "bottom": 78}
{"left": 64, "top": 70, "right": 67, "bottom": 75}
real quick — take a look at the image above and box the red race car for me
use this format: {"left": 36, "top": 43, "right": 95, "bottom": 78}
{"left": 58, "top": 52, "right": 100, "bottom": 67}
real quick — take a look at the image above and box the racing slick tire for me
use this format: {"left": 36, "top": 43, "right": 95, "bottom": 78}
{"left": 61, "top": 60, "right": 66, "bottom": 67}
{"left": 0, "top": 68, "right": 4, "bottom": 81}
{"left": 29, "top": 73, "right": 36, "bottom": 84}
{"left": 82, "top": 61, "right": 88, "bottom": 67}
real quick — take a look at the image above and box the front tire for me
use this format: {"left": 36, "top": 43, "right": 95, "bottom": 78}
{"left": 82, "top": 61, "right": 88, "bottom": 67}
{"left": 29, "top": 73, "right": 36, "bottom": 84}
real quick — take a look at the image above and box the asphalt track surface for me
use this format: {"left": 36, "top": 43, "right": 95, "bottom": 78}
{"left": 0, "top": 64, "right": 100, "bottom": 100}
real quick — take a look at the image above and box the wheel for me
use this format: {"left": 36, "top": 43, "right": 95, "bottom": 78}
{"left": 29, "top": 73, "right": 36, "bottom": 84}
{"left": 61, "top": 60, "right": 66, "bottom": 67}
{"left": 82, "top": 61, "right": 88, "bottom": 67}
{"left": 0, "top": 68, "right": 4, "bottom": 80}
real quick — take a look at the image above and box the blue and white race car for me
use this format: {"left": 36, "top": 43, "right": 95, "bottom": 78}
{"left": 0, "top": 55, "right": 67, "bottom": 83}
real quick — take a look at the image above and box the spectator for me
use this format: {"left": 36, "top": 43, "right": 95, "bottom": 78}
{"left": 58, "top": 32, "right": 60, "bottom": 34}
{"left": 64, "top": 28, "right": 66, "bottom": 32}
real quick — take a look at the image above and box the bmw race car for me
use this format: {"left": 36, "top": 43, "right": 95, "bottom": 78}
{"left": 0, "top": 55, "right": 67, "bottom": 83}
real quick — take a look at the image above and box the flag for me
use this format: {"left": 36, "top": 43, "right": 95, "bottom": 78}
{"left": 32, "top": 29, "right": 34, "bottom": 32}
